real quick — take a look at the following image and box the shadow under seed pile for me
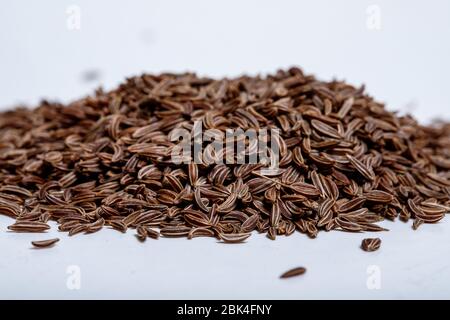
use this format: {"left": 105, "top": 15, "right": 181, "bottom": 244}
{"left": 0, "top": 67, "right": 449, "bottom": 243}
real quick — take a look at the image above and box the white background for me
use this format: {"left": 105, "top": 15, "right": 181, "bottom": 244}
{"left": 0, "top": 0, "right": 449, "bottom": 299}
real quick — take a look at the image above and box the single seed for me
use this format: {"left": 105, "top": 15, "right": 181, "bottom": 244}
{"left": 361, "top": 238, "right": 381, "bottom": 252}
{"left": 280, "top": 266, "right": 307, "bottom": 279}
{"left": 31, "top": 238, "right": 60, "bottom": 248}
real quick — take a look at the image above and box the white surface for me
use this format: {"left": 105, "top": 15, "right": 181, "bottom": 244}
{"left": 0, "top": 0, "right": 450, "bottom": 299}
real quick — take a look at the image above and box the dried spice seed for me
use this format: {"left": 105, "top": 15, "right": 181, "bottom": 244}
{"left": 346, "top": 155, "right": 375, "bottom": 181}
{"left": 160, "top": 226, "right": 192, "bottom": 237}
{"left": 188, "top": 227, "right": 215, "bottom": 239}
{"left": 364, "top": 190, "right": 394, "bottom": 203}
{"left": 361, "top": 238, "right": 382, "bottom": 252}
{"left": 412, "top": 218, "right": 424, "bottom": 230}
{"left": 136, "top": 226, "right": 148, "bottom": 241}
{"left": 68, "top": 224, "right": 88, "bottom": 236}
{"left": 31, "top": 238, "right": 60, "bottom": 248}
{"left": 280, "top": 266, "right": 307, "bottom": 279}
{"left": 219, "top": 232, "right": 251, "bottom": 243}
{"left": 7, "top": 222, "right": 50, "bottom": 233}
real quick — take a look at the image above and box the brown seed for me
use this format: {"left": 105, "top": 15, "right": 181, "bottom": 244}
{"left": 136, "top": 226, "right": 148, "bottom": 241}
{"left": 188, "top": 227, "right": 215, "bottom": 239}
{"left": 364, "top": 190, "right": 394, "bottom": 203}
{"left": 280, "top": 266, "right": 307, "bottom": 279}
{"left": 87, "top": 218, "right": 105, "bottom": 233}
{"left": 7, "top": 221, "right": 50, "bottom": 233}
{"left": 68, "top": 224, "right": 88, "bottom": 236}
{"left": 188, "top": 163, "right": 198, "bottom": 186}
{"left": 0, "top": 67, "right": 448, "bottom": 254}
{"left": 108, "top": 221, "right": 128, "bottom": 233}
{"left": 289, "top": 182, "right": 321, "bottom": 196}
{"left": 338, "top": 197, "right": 366, "bottom": 213}
{"left": 31, "top": 238, "right": 60, "bottom": 248}
{"left": 336, "top": 217, "right": 363, "bottom": 232}
{"left": 311, "top": 120, "right": 341, "bottom": 139}
{"left": 160, "top": 226, "right": 191, "bottom": 237}
{"left": 337, "top": 97, "right": 354, "bottom": 119}
{"left": 361, "top": 238, "right": 381, "bottom": 252}
{"left": 346, "top": 155, "right": 375, "bottom": 181}
{"left": 317, "top": 198, "right": 335, "bottom": 227}
{"left": 241, "top": 214, "right": 259, "bottom": 233}
{"left": 412, "top": 218, "right": 424, "bottom": 230}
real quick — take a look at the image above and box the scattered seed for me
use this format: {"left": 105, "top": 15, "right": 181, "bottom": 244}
{"left": 31, "top": 238, "right": 60, "bottom": 248}
{"left": 361, "top": 238, "right": 381, "bottom": 252}
{"left": 280, "top": 266, "right": 307, "bottom": 279}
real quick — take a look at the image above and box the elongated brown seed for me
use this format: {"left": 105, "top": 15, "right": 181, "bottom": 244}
{"left": 280, "top": 266, "right": 307, "bottom": 279}
{"left": 219, "top": 232, "right": 251, "bottom": 243}
{"left": 364, "top": 190, "right": 394, "bottom": 203}
{"left": 346, "top": 155, "right": 375, "bottom": 181}
{"left": 412, "top": 219, "right": 424, "bottom": 230}
{"left": 31, "top": 238, "right": 60, "bottom": 248}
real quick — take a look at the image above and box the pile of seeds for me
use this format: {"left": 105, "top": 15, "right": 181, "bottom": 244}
{"left": 0, "top": 67, "right": 449, "bottom": 244}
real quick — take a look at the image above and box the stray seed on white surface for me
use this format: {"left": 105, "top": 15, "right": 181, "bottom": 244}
{"left": 361, "top": 238, "right": 381, "bottom": 252}
{"left": 280, "top": 266, "right": 307, "bottom": 279}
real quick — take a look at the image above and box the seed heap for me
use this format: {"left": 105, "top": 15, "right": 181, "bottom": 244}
{"left": 0, "top": 67, "right": 449, "bottom": 244}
